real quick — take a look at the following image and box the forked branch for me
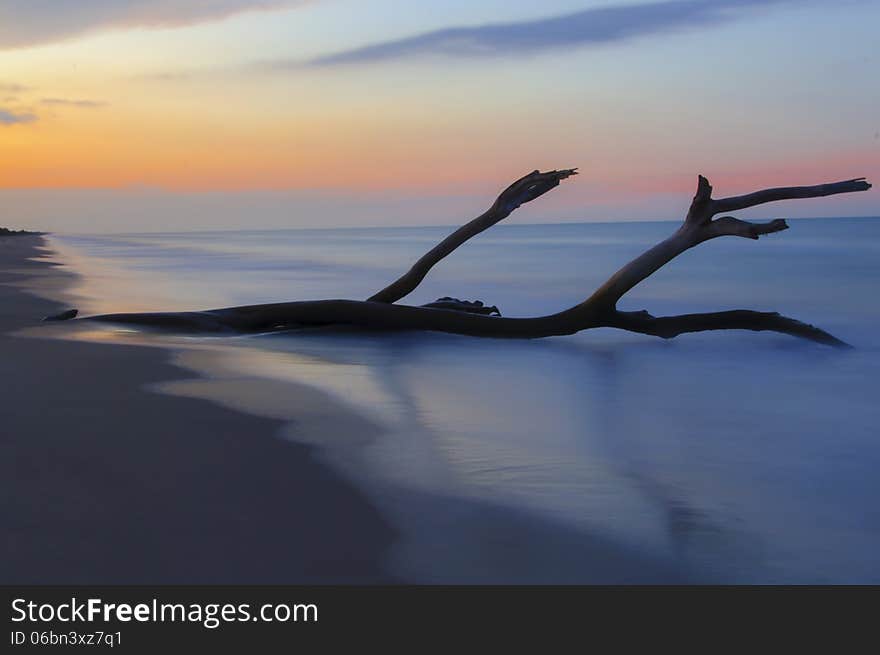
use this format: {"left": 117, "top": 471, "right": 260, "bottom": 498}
{"left": 585, "top": 174, "right": 872, "bottom": 309}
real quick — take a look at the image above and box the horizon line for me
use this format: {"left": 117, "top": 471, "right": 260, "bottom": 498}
{"left": 44, "top": 214, "right": 880, "bottom": 237}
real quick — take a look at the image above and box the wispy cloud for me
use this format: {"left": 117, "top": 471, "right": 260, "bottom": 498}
{"left": 41, "top": 97, "right": 108, "bottom": 108}
{"left": 0, "top": 108, "right": 37, "bottom": 125}
{"left": 304, "top": 0, "right": 790, "bottom": 67}
{"left": 131, "top": 71, "right": 196, "bottom": 82}
{"left": 0, "top": 82, "right": 31, "bottom": 93}
{"left": 128, "top": 68, "right": 232, "bottom": 83}
{"left": 0, "top": 1, "right": 308, "bottom": 50}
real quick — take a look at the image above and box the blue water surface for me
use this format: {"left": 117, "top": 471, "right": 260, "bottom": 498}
{"left": 53, "top": 218, "right": 880, "bottom": 582}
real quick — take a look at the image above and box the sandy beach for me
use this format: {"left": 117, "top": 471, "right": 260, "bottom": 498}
{"left": 1, "top": 235, "right": 396, "bottom": 584}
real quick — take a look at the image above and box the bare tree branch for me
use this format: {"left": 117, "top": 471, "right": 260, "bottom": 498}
{"left": 703, "top": 217, "right": 789, "bottom": 240}
{"left": 711, "top": 178, "right": 871, "bottom": 215}
{"left": 581, "top": 227, "right": 697, "bottom": 310}
{"left": 368, "top": 168, "right": 577, "bottom": 304}
{"left": 607, "top": 309, "right": 850, "bottom": 348}
{"left": 84, "top": 301, "right": 594, "bottom": 338}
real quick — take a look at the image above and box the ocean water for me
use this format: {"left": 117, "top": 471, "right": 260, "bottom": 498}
{"left": 49, "top": 218, "right": 880, "bottom": 583}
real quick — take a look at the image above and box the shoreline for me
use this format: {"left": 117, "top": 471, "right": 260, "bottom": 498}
{"left": 1, "top": 235, "right": 398, "bottom": 583}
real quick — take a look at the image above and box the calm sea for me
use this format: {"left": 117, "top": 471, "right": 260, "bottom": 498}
{"left": 49, "top": 218, "right": 880, "bottom": 582}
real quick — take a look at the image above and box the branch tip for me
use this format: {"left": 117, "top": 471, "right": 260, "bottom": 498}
{"left": 696, "top": 174, "right": 712, "bottom": 197}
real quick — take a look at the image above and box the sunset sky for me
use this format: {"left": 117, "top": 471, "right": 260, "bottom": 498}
{"left": 1, "top": 0, "right": 877, "bottom": 232}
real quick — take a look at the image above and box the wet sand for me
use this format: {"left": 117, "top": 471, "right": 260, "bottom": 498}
{"left": 0, "top": 235, "right": 396, "bottom": 583}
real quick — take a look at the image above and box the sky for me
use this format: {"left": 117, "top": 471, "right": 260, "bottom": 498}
{"left": 0, "top": 0, "right": 877, "bottom": 232}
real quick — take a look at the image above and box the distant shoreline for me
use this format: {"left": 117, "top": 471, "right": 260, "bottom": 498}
{"left": 0, "top": 227, "right": 43, "bottom": 237}
{"left": 1, "top": 235, "right": 397, "bottom": 583}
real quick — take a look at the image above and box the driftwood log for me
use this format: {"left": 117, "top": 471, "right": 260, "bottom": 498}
{"left": 58, "top": 169, "right": 871, "bottom": 347}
